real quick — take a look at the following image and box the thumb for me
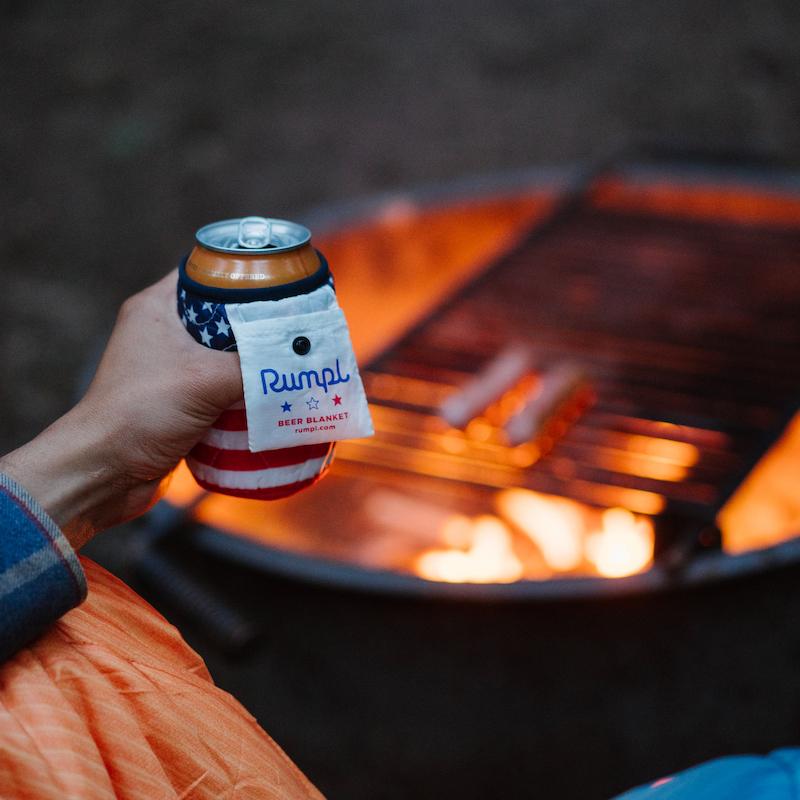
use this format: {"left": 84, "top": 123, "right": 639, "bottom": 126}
{"left": 195, "top": 348, "right": 244, "bottom": 413}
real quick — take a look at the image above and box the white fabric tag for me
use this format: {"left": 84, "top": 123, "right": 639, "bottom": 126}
{"left": 226, "top": 286, "right": 374, "bottom": 452}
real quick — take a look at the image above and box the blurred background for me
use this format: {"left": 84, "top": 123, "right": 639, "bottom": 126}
{"left": 4, "top": 2, "right": 800, "bottom": 798}
{"left": 4, "top": 0, "right": 800, "bottom": 451}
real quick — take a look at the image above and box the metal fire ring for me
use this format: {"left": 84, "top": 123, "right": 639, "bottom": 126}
{"left": 139, "top": 149, "right": 800, "bottom": 604}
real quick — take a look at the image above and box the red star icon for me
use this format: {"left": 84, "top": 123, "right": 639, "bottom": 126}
{"left": 332, "top": 394, "right": 342, "bottom": 406}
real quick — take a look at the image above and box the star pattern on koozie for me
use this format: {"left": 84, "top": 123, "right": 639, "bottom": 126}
{"left": 177, "top": 281, "right": 237, "bottom": 351}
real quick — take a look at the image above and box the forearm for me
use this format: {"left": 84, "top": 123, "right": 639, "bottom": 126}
{"left": 0, "top": 404, "right": 122, "bottom": 551}
{"left": 0, "top": 268, "right": 241, "bottom": 661}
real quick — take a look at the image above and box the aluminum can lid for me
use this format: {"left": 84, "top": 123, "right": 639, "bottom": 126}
{"left": 195, "top": 216, "right": 311, "bottom": 255}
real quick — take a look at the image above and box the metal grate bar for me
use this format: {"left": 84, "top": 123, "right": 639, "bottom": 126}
{"left": 345, "top": 187, "right": 800, "bottom": 561}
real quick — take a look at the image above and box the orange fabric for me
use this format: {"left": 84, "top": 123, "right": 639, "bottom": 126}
{"left": 0, "top": 557, "right": 324, "bottom": 799}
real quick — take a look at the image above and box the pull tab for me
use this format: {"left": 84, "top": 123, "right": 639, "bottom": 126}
{"left": 237, "top": 216, "right": 272, "bottom": 249}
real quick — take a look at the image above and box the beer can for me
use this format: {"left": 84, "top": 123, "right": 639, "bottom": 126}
{"left": 177, "top": 216, "right": 337, "bottom": 500}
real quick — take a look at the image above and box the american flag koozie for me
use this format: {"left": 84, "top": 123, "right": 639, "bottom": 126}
{"left": 177, "top": 278, "right": 342, "bottom": 500}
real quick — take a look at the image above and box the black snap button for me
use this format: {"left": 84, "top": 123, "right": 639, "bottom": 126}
{"left": 292, "top": 335, "right": 311, "bottom": 355}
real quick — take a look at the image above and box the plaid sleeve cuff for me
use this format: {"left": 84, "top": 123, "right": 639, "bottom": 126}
{"left": 0, "top": 471, "right": 87, "bottom": 661}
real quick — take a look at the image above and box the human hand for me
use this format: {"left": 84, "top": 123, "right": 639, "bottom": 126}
{"left": 0, "top": 270, "right": 242, "bottom": 549}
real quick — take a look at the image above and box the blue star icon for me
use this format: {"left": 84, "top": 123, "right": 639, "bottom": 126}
{"left": 281, "top": 401, "right": 292, "bottom": 412}
{"left": 306, "top": 396, "right": 320, "bottom": 410}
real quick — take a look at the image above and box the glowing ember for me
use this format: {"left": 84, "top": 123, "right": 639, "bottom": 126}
{"left": 168, "top": 459, "right": 658, "bottom": 585}
{"left": 413, "top": 489, "right": 655, "bottom": 583}
{"left": 495, "top": 488, "right": 584, "bottom": 571}
{"left": 585, "top": 507, "right": 655, "bottom": 578}
{"left": 415, "top": 515, "right": 524, "bottom": 583}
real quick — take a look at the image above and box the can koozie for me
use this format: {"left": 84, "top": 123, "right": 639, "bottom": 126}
{"left": 225, "top": 284, "right": 373, "bottom": 451}
{"left": 177, "top": 219, "right": 373, "bottom": 500}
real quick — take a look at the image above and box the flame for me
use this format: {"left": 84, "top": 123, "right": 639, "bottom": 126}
{"left": 415, "top": 515, "right": 524, "bottom": 583}
{"left": 495, "top": 488, "right": 585, "bottom": 571}
{"left": 168, "top": 458, "right": 657, "bottom": 585}
{"left": 585, "top": 507, "right": 654, "bottom": 578}
{"left": 415, "top": 488, "right": 655, "bottom": 583}
{"left": 414, "top": 492, "right": 655, "bottom": 583}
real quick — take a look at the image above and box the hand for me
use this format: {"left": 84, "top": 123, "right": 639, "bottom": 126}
{"left": 0, "top": 270, "right": 242, "bottom": 549}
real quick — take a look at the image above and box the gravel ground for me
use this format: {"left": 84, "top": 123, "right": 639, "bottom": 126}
{"left": 4, "top": 3, "right": 800, "bottom": 798}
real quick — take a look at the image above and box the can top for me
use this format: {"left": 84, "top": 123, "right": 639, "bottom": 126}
{"left": 195, "top": 216, "right": 311, "bottom": 255}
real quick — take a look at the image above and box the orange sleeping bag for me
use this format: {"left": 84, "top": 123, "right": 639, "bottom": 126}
{"left": 0, "top": 558, "right": 323, "bottom": 799}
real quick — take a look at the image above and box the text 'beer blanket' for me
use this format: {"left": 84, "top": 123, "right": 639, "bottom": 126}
{"left": 226, "top": 285, "right": 373, "bottom": 452}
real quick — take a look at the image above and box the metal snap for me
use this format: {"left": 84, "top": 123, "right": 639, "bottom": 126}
{"left": 292, "top": 335, "right": 311, "bottom": 355}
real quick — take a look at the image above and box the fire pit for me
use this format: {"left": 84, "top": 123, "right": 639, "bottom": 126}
{"left": 153, "top": 149, "right": 800, "bottom": 601}
{"left": 119, "top": 149, "right": 800, "bottom": 800}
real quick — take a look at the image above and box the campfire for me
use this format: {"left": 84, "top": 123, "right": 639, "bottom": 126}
{"left": 164, "top": 462, "right": 657, "bottom": 583}
{"left": 414, "top": 496, "right": 655, "bottom": 583}
{"left": 158, "top": 158, "right": 800, "bottom": 597}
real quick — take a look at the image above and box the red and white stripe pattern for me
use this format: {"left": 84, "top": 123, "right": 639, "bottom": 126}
{"left": 187, "top": 401, "right": 335, "bottom": 500}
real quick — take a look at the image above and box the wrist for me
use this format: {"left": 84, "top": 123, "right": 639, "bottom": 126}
{"left": 0, "top": 403, "right": 122, "bottom": 549}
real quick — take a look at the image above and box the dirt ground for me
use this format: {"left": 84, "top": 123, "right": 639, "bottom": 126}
{"left": 4, "top": 3, "right": 800, "bottom": 798}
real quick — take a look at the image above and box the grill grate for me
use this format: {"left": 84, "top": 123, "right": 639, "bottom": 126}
{"left": 341, "top": 178, "right": 800, "bottom": 563}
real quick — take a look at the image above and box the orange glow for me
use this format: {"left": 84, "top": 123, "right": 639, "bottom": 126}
{"left": 440, "top": 514, "right": 476, "bottom": 548}
{"left": 495, "top": 488, "right": 585, "bottom": 571}
{"left": 439, "top": 432, "right": 469, "bottom": 455}
{"left": 317, "top": 193, "right": 552, "bottom": 362}
{"left": 497, "top": 489, "right": 655, "bottom": 578}
{"left": 586, "top": 434, "right": 700, "bottom": 482}
{"left": 623, "top": 435, "right": 699, "bottom": 465}
{"left": 162, "top": 460, "right": 206, "bottom": 507}
{"left": 168, "top": 454, "right": 659, "bottom": 583}
{"left": 599, "top": 451, "right": 691, "bottom": 482}
{"left": 158, "top": 183, "right": 703, "bottom": 585}
{"left": 483, "top": 373, "right": 539, "bottom": 427}
{"left": 415, "top": 515, "right": 524, "bottom": 583}
{"left": 568, "top": 482, "right": 666, "bottom": 516}
{"left": 365, "top": 373, "right": 455, "bottom": 407}
{"left": 362, "top": 489, "right": 455, "bottom": 537}
{"left": 719, "top": 412, "right": 800, "bottom": 553}
{"left": 593, "top": 178, "right": 800, "bottom": 228}
{"left": 585, "top": 508, "right": 655, "bottom": 578}
{"left": 414, "top": 493, "right": 656, "bottom": 583}
{"left": 465, "top": 417, "right": 495, "bottom": 442}
{"left": 509, "top": 444, "right": 541, "bottom": 468}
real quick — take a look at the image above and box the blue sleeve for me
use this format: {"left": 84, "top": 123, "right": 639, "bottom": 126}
{"left": 614, "top": 748, "right": 800, "bottom": 799}
{"left": 0, "top": 471, "right": 87, "bottom": 662}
